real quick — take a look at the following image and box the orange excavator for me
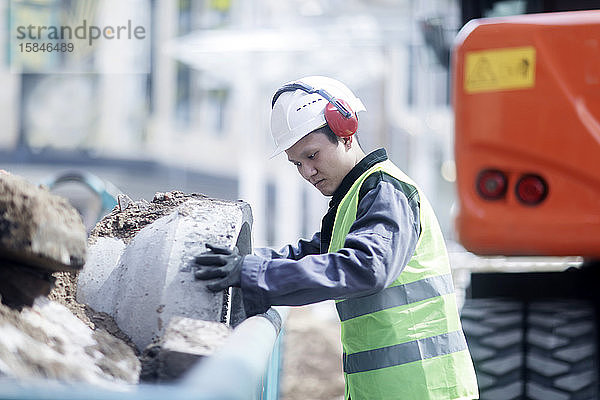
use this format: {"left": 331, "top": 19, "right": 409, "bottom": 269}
{"left": 452, "top": 7, "right": 600, "bottom": 400}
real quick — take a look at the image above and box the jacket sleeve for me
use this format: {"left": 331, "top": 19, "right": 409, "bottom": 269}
{"left": 240, "top": 181, "right": 420, "bottom": 316}
{"left": 252, "top": 232, "right": 321, "bottom": 261}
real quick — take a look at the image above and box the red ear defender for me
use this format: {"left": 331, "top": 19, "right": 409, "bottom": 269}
{"left": 324, "top": 98, "right": 358, "bottom": 138}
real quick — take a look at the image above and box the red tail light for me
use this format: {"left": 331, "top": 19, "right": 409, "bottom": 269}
{"left": 476, "top": 169, "right": 507, "bottom": 200}
{"left": 515, "top": 174, "right": 548, "bottom": 205}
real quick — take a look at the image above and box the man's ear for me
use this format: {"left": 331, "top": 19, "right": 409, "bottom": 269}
{"left": 343, "top": 136, "right": 353, "bottom": 149}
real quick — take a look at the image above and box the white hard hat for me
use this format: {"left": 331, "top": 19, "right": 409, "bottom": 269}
{"left": 269, "top": 76, "right": 366, "bottom": 158}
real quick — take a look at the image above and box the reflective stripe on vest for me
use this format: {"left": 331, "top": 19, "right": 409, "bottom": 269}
{"left": 329, "top": 160, "right": 479, "bottom": 400}
{"left": 336, "top": 273, "right": 455, "bottom": 322}
{"left": 343, "top": 330, "right": 469, "bottom": 374}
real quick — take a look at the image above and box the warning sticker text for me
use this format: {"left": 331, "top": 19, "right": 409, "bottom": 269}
{"left": 465, "top": 46, "right": 536, "bottom": 93}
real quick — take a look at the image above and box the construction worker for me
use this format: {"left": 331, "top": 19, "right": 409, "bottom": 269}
{"left": 195, "top": 76, "right": 479, "bottom": 400}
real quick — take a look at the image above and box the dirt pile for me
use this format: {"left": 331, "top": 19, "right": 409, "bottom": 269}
{"left": 0, "top": 172, "right": 86, "bottom": 308}
{"left": 0, "top": 172, "right": 139, "bottom": 385}
{"left": 89, "top": 191, "right": 212, "bottom": 244}
{"left": 0, "top": 297, "right": 139, "bottom": 385}
{"left": 49, "top": 271, "right": 138, "bottom": 351}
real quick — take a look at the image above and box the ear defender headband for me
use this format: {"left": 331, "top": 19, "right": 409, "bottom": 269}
{"left": 271, "top": 82, "right": 359, "bottom": 138}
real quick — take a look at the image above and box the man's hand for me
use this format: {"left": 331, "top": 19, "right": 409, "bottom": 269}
{"left": 194, "top": 244, "right": 244, "bottom": 291}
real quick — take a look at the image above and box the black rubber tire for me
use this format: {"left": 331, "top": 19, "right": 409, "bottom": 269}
{"left": 461, "top": 298, "right": 598, "bottom": 400}
{"left": 461, "top": 299, "right": 525, "bottom": 400}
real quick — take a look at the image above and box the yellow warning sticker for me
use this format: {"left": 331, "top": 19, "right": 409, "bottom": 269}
{"left": 465, "top": 46, "right": 536, "bottom": 93}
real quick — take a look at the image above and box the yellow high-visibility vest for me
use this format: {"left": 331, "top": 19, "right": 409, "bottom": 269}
{"left": 329, "top": 160, "right": 479, "bottom": 400}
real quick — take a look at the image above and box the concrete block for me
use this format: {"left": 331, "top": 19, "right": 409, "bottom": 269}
{"left": 78, "top": 193, "right": 252, "bottom": 351}
{"left": 155, "top": 317, "right": 231, "bottom": 381}
{"left": 73, "top": 237, "right": 125, "bottom": 315}
{"left": 0, "top": 172, "right": 86, "bottom": 272}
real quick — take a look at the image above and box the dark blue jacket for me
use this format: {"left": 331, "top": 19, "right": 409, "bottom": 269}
{"left": 240, "top": 149, "right": 421, "bottom": 316}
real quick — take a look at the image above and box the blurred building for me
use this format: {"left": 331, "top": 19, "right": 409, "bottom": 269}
{"left": 0, "top": 0, "right": 460, "bottom": 248}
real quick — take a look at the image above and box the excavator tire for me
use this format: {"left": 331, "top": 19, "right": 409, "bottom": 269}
{"left": 461, "top": 298, "right": 598, "bottom": 400}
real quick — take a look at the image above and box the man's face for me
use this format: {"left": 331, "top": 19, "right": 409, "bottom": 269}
{"left": 285, "top": 131, "right": 355, "bottom": 196}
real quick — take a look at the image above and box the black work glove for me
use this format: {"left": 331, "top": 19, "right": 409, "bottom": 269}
{"left": 194, "top": 244, "right": 244, "bottom": 291}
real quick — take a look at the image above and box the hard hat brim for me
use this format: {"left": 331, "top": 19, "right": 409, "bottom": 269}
{"left": 269, "top": 119, "right": 328, "bottom": 158}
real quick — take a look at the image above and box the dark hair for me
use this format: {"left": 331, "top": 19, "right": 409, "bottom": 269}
{"left": 313, "top": 124, "right": 339, "bottom": 144}
{"left": 311, "top": 124, "right": 361, "bottom": 146}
